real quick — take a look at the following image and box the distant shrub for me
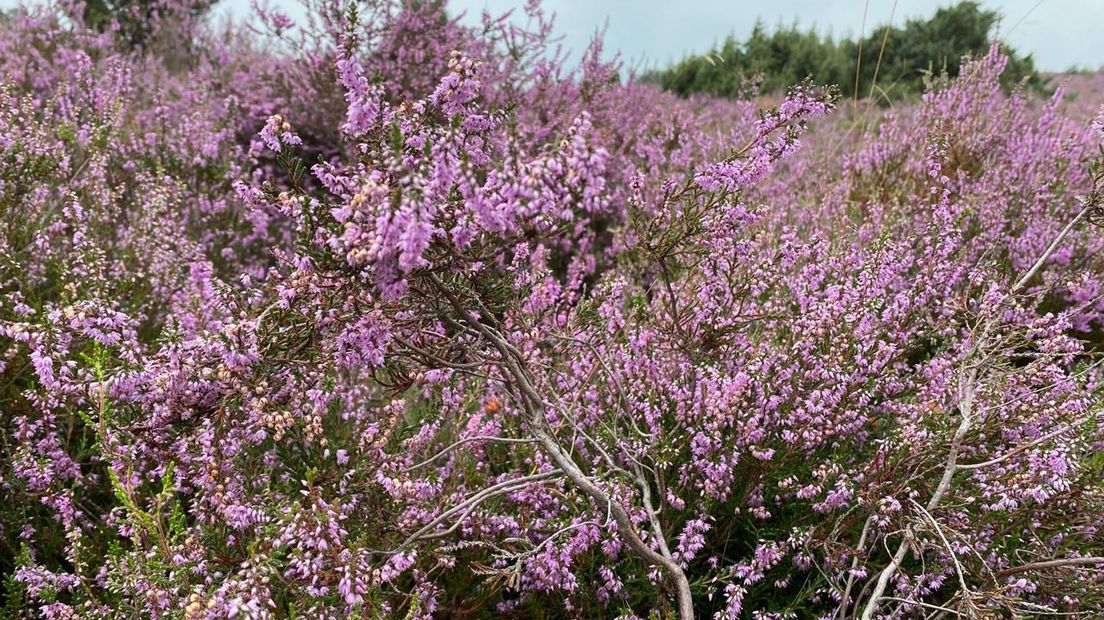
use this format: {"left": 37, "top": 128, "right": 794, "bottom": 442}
{"left": 646, "top": 1, "right": 1040, "bottom": 101}
{"left": 80, "top": 0, "right": 216, "bottom": 49}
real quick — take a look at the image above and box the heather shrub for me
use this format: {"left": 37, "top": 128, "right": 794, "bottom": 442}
{"left": 1, "top": 1, "right": 1103, "bottom": 619}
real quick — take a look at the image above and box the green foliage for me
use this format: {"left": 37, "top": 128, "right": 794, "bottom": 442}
{"left": 80, "top": 0, "right": 217, "bottom": 49}
{"left": 0, "top": 546, "right": 31, "bottom": 620}
{"left": 646, "top": 2, "right": 1040, "bottom": 101}
{"left": 650, "top": 22, "right": 851, "bottom": 99}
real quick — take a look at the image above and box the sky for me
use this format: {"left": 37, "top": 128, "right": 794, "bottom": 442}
{"left": 437, "top": 0, "right": 1103, "bottom": 73}
{"left": 2, "top": 0, "right": 1101, "bottom": 72}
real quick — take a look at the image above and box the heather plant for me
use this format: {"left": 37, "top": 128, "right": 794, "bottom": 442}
{"left": 1, "top": 1, "right": 1103, "bottom": 619}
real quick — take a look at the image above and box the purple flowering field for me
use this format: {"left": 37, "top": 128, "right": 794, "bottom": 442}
{"left": 1, "top": 0, "right": 1103, "bottom": 618}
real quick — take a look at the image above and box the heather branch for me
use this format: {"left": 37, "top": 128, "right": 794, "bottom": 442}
{"left": 994, "top": 557, "right": 1104, "bottom": 579}
{"left": 881, "top": 597, "right": 964, "bottom": 617}
{"left": 395, "top": 471, "right": 562, "bottom": 551}
{"left": 860, "top": 367, "right": 976, "bottom": 620}
{"left": 836, "top": 515, "right": 875, "bottom": 620}
{"left": 428, "top": 273, "right": 696, "bottom": 620}
{"left": 956, "top": 412, "right": 1096, "bottom": 471}
{"left": 502, "top": 498, "right": 614, "bottom": 561}
{"left": 908, "top": 498, "right": 971, "bottom": 603}
{"left": 858, "top": 198, "right": 1102, "bottom": 618}
{"left": 1012, "top": 200, "right": 1092, "bottom": 294}
{"left": 403, "top": 436, "right": 538, "bottom": 473}
{"left": 393, "top": 335, "right": 487, "bottom": 371}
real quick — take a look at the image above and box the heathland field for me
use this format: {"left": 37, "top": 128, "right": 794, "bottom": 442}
{"left": 1, "top": 1, "right": 1103, "bottom": 618}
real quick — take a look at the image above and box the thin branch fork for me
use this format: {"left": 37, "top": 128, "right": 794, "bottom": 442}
{"left": 908, "top": 498, "right": 970, "bottom": 602}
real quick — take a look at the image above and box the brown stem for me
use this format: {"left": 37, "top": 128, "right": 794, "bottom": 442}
{"left": 995, "top": 557, "right": 1104, "bottom": 579}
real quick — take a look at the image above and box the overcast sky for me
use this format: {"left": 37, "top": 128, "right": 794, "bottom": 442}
{"left": 3, "top": 0, "right": 1100, "bottom": 72}
{"left": 440, "top": 0, "right": 1102, "bottom": 73}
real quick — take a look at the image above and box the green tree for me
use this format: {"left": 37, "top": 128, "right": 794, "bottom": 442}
{"left": 645, "top": 1, "right": 1039, "bottom": 101}
{"left": 80, "top": 0, "right": 217, "bottom": 49}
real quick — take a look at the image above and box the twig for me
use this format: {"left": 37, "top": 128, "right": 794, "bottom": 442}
{"left": 403, "top": 435, "right": 538, "bottom": 472}
{"left": 1012, "top": 202, "right": 1090, "bottom": 293}
{"left": 995, "top": 557, "right": 1104, "bottom": 579}
{"left": 957, "top": 412, "right": 1095, "bottom": 472}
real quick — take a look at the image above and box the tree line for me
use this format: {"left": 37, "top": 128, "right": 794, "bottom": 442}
{"left": 643, "top": 1, "right": 1041, "bottom": 101}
